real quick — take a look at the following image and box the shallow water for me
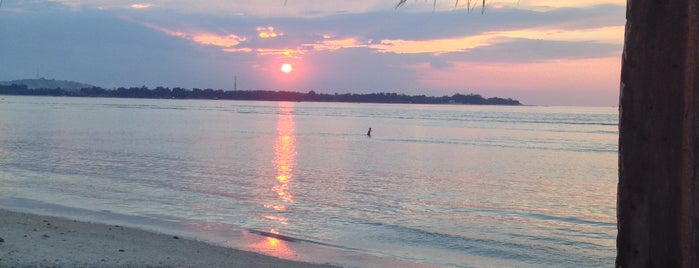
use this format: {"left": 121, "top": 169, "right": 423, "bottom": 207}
{"left": 0, "top": 96, "right": 617, "bottom": 267}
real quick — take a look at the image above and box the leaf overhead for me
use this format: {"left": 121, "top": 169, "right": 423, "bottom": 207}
{"left": 396, "top": 0, "right": 487, "bottom": 13}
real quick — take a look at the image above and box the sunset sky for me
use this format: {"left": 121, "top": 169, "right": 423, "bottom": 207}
{"left": 0, "top": 0, "right": 625, "bottom": 106}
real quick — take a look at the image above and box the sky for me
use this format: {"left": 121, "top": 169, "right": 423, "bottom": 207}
{"left": 0, "top": 0, "right": 625, "bottom": 106}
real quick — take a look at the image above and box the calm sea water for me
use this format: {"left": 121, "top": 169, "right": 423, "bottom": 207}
{"left": 0, "top": 96, "right": 618, "bottom": 267}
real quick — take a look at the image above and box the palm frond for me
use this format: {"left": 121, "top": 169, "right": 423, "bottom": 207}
{"left": 396, "top": 0, "right": 487, "bottom": 13}
{"left": 395, "top": 0, "right": 408, "bottom": 8}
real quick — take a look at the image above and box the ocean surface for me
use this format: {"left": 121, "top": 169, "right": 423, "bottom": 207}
{"left": 0, "top": 96, "right": 618, "bottom": 267}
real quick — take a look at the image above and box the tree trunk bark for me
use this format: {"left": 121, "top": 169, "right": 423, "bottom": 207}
{"left": 617, "top": 0, "right": 699, "bottom": 267}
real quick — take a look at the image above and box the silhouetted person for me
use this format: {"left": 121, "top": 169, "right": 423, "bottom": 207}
{"left": 367, "top": 128, "right": 372, "bottom": 137}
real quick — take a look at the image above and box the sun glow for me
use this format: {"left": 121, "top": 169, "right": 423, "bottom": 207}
{"left": 281, "top": 63, "right": 293, "bottom": 73}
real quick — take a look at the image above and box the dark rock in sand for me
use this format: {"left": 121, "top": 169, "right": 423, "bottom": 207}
{"left": 0, "top": 237, "right": 4, "bottom": 242}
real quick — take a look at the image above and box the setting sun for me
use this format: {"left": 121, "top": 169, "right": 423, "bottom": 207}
{"left": 280, "top": 63, "right": 292, "bottom": 73}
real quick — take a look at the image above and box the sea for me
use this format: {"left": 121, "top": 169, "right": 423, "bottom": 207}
{"left": 0, "top": 96, "right": 618, "bottom": 267}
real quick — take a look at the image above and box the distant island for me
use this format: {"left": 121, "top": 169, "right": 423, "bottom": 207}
{"left": 0, "top": 78, "right": 94, "bottom": 91}
{"left": 0, "top": 79, "right": 521, "bottom": 105}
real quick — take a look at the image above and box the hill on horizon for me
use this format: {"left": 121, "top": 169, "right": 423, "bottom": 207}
{"left": 0, "top": 78, "right": 94, "bottom": 91}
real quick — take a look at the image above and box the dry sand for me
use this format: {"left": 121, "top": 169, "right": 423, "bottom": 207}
{"left": 0, "top": 209, "right": 339, "bottom": 267}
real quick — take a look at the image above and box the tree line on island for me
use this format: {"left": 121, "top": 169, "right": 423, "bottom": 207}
{"left": 0, "top": 84, "right": 521, "bottom": 105}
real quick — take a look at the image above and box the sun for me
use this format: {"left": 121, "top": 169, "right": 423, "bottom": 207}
{"left": 281, "top": 63, "right": 292, "bottom": 73}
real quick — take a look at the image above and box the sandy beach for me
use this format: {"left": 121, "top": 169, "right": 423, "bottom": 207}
{"left": 0, "top": 209, "right": 338, "bottom": 267}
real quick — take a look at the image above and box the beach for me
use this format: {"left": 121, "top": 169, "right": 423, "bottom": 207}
{"left": 0, "top": 209, "right": 337, "bottom": 267}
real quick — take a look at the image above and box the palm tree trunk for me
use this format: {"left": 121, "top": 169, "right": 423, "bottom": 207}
{"left": 617, "top": 0, "right": 699, "bottom": 267}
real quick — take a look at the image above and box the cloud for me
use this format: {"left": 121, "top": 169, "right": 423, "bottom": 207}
{"left": 451, "top": 39, "right": 622, "bottom": 63}
{"left": 494, "top": 26, "right": 624, "bottom": 45}
{"left": 365, "top": 25, "right": 622, "bottom": 55}
{"left": 370, "top": 35, "right": 496, "bottom": 54}
{"left": 193, "top": 33, "right": 246, "bottom": 47}
{"left": 497, "top": 0, "right": 624, "bottom": 11}
{"left": 113, "top": 3, "right": 623, "bottom": 59}
{"left": 224, "top": 47, "right": 254, "bottom": 53}
{"left": 312, "top": 38, "right": 365, "bottom": 51}
{"left": 133, "top": 20, "right": 187, "bottom": 38}
{"left": 128, "top": 19, "right": 247, "bottom": 48}
{"left": 44, "top": 0, "right": 625, "bottom": 17}
{"left": 44, "top": 0, "right": 393, "bottom": 17}
{"left": 256, "top": 48, "right": 305, "bottom": 58}
{"left": 2, "top": 0, "right": 70, "bottom": 12}
{"left": 257, "top": 26, "right": 282, "bottom": 38}
{"left": 130, "top": 4, "right": 152, "bottom": 10}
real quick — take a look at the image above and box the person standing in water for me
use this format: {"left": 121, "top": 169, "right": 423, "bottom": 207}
{"left": 367, "top": 128, "right": 372, "bottom": 137}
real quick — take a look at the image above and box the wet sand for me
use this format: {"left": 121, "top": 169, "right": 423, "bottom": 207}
{"left": 0, "top": 209, "right": 338, "bottom": 267}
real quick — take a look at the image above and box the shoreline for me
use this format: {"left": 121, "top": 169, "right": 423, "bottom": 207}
{"left": 0, "top": 209, "right": 339, "bottom": 267}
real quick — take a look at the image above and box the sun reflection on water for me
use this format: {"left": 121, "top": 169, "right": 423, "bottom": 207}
{"left": 273, "top": 102, "right": 296, "bottom": 207}
{"left": 244, "top": 229, "right": 295, "bottom": 259}
{"left": 256, "top": 102, "right": 297, "bottom": 257}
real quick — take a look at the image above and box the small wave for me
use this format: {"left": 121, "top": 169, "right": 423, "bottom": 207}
{"left": 246, "top": 229, "right": 347, "bottom": 250}
{"left": 465, "top": 208, "right": 616, "bottom": 228}
{"left": 247, "top": 229, "right": 303, "bottom": 242}
{"left": 384, "top": 137, "right": 617, "bottom": 154}
{"left": 354, "top": 221, "right": 576, "bottom": 267}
